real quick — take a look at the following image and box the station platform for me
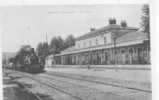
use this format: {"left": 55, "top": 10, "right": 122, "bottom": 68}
{"left": 45, "top": 65, "right": 151, "bottom": 83}
{"left": 45, "top": 65, "right": 151, "bottom": 92}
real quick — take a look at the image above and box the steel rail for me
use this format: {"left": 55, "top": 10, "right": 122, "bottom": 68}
{"left": 9, "top": 70, "right": 82, "bottom": 100}
{"left": 45, "top": 72, "right": 152, "bottom": 93}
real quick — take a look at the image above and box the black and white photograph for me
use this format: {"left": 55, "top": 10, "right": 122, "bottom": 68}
{"left": 1, "top": 2, "right": 153, "bottom": 100}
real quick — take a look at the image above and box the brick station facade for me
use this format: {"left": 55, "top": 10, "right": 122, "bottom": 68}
{"left": 52, "top": 19, "right": 150, "bottom": 65}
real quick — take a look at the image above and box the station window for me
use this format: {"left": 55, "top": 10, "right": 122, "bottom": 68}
{"left": 78, "top": 43, "right": 80, "bottom": 48}
{"left": 96, "top": 38, "right": 98, "bottom": 45}
{"left": 104, "top": 36, "right": 107, "bottom": 44}
{"left": 129, "top": 48, "right": 133, "bottom": 53}
{"left": 89, "top": 40, "right": 92, "bottom": 46}
{"left": 83, "top": 42, "right": 86, "bottom": 47}
{"left": 121, "top": 50, "right": 125, "bottom": 53}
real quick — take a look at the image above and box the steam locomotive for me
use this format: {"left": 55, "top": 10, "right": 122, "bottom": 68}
{"left": 12, "top": 46, "right": 44, "bottom": 73}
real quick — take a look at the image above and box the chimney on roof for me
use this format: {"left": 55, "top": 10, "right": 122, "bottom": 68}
{"left": 120, "top": 20, "right": 127, "bottom": 27}
{"left": 90, "top": 28, "right": 95, "bottom": 32}
{"left": 109, "top": 18, "right": 116, "bottom": 25}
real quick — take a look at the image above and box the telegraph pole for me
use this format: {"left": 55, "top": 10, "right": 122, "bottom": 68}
{"left": 46, "top": 32, "right": 48, "bottom": 44}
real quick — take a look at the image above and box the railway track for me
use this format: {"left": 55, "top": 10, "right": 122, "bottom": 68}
{"left": 15, "top": 82, "right": 43, "bottom": 100}
{"left": 36, "top": 73, "right": 152, "bottom": 100}
{"left": 20, "top": 72, "right": 151, "bottom": 100}
{"left": 45, "top": 71, "right": 151, "bottom": 93}
{"left": 7, "top": 70, "right": 151, "bottom": 100}
{"left": 7, "top": 70, "right": 83, "bottom": 100}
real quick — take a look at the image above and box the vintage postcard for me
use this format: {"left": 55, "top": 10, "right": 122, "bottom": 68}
{"left": 1, "top": 0, "right": 153, "bottom": 100}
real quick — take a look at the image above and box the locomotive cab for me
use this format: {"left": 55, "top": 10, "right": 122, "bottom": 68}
{"left": 13, "top": 46, "right": 44, "bottom": 73}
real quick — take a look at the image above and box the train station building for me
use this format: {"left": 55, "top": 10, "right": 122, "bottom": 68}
{"left": 52, "top": 19, "right": 150, "bottom": 65}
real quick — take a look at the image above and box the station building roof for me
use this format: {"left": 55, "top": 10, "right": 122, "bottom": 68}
{"left": 54, "top": 22, "right": 148, "bottom": 56}
{"left": 55, "top": 30, "right": 148, "bottom": 56}
{"left": 76, "top": 24, "right": 138, "bottom": 41}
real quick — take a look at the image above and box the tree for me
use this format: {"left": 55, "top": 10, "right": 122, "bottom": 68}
{"left": 42, "top": 42, "right": 49, "bottom": 58}
{"left": 49, "top": 37, "right": 59, "bottom": 54}
{"left": 57, "top": 36, "right": 65, "bottom": 51}
{"left": 49, "top": 36, "right": 65, "bottom": 54}
{"left": 36, "top": 42, "right": 49, "bottom": 59}
{"left": 37, "top": 34, "right": 75, "bottom": 55}
{"left": 36, "top": 42, "right": 43, "bottom": 57}
{"left": 141, "top": 4, "right": 150, "bottom": 39}
{"left": 64, "top": 34, "right": 75, "bottom": 49}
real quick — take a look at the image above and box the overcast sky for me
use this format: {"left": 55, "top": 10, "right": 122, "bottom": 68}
{"left": 0, "top": 4, "right": 143, "bottom": 52}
